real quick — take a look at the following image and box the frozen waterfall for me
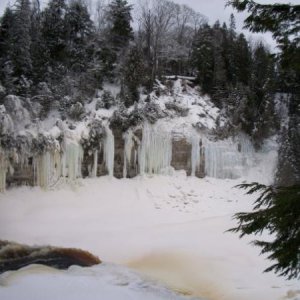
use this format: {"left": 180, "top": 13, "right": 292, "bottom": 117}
{"left": 139, "top": 123, "right": 172, "bottom": 175}
{"left": 34, "top": 150, "right": 61, "bottom": 189}
{"left": 61, "top": 141, "right": 84, "bottom": 181}
{"left": 203, "top": 135, "right": 255, "bottom": 179}
{"left": 191, "top": 135, "right": 201, "bottom": 177}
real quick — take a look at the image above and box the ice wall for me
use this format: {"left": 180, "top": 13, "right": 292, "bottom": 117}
{"left": 139, "top": 123, "right": 172, "bottom": 175}
{"left": 34, "top": 150, "right": 61, "bottom": 188}
{"left": 33, "top": 139, "right": 84, "bottom": 189}
{"left": 62, "top": 141, "right": 84, "bottom": 181}
{"left": 203, "top": 135, "right": 255, "bottom": 179}
{"left": 0, "top": 121, "right": 273, "bottom": 192}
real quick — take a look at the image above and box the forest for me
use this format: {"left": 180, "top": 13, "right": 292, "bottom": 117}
{"left": 0, "top": 0, "right": 298, "bottom": 186}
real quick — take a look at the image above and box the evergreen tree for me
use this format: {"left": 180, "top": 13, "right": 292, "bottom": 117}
{"left": 0, "top": 8, "right": 14, "bottom": 65}
{"left": 12, "top": 0, "right": 32, "bottom": 78}
{"left": 212, "top": 22, "right": 227, "bottom": 107}
{"left": 41, "top": 0, "right": 67, "bottom": 66}
{"left": 122, "top": 45, "right": 144, "bottom": 107}
{"left": 228, "top": 0, "right": 300, "bottom": 280}
{"left": 30, "top": 0, "right": 46, "bottom": 81}
{"left": 0, "top": 7, "right": 15, "bottom": 93}
{"left": 64, "top": 0, "right": 94, "bottom": 71}
{"left": 192, "top": 24, "right": 215, "bottom": 94}
{"left": 107, "top": 0, "right": 133, "bottom": 50}
{"left": 234, "top": 33, "right": 251, "bottom": 86}
{"left": 229, "top": 183, "right": 300, "bottom": 280}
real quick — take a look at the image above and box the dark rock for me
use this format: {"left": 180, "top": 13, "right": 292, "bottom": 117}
{"left": 0, "top": 240, "right": 101, "bottom": 274}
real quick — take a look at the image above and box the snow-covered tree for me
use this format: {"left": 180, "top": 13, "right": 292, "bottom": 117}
{"left": 12, "top": 0, "right": 32, "bottom": 77}
{"left": 64, "top": 0, "right": 94, "bottom": 71}
{"left": 107, "top": 0, "right": 133, "bottom": 50}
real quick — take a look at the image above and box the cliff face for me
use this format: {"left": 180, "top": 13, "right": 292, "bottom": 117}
{"left": 3, "top": 124, "right": 252, "bottom": 191}
{"left": 0, "top": 78, "right": 275, "bottom": 191}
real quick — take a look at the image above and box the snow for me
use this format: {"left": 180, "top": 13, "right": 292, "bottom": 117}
{"left": 0, "top": 263, "right": 194, "bottom": 300}
{"left": 0, "top": 170, "right": 299, "bottom": 300}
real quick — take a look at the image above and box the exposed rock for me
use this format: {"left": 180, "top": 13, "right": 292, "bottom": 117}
{"left": 171, "top": 138, "right": 192, "bottom": 176}
{"left": 113, "top": 128, "right": 125, "bottom": 178}
{"left": 0, "top": 240, "right": 101, "bottom": 274}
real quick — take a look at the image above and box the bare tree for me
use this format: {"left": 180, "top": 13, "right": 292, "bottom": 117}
{"left": 137, "top": 0, "right": 206, "bottom": 81}
{"left": 94, "top": 0, "right": 110, "bottom": 33}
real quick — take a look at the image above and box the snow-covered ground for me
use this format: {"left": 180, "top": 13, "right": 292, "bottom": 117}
{"left": 0, "top": 173, "right": 299, "bottom": 300}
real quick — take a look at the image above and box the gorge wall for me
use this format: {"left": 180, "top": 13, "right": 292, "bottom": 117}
{"left": 1, "top": 122, "right": 254, "bottom": 192}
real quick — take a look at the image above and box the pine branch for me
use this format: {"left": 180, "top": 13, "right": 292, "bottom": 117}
{"left": 229, "top": 182, "right": 300, "bottom": 280}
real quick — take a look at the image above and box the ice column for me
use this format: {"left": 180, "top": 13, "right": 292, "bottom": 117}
{"left": 91, "top": 150, "right": 98, "bottom": 178}
{"left": 191, "top": 135, "right": 201, "bottom": 176}
{"left": 103, "top": 125, "right": 114, "bottom": 176}
{"left": 123, "top": 130, "right": 134, "bottom": 178}
{"left": 34, "top": 148, "right": 62, "bottom": 189}
{"left": 0, "top": 149, "right": 7, "bottom": 192}
{"left": 139, "top": 123, "right": 172, "bottom": 175}
{"left": 61, "top": 141, "right": 84, "bottom": 181}
{"left": 203, "top": 135, "right": 254, "bottom": 179}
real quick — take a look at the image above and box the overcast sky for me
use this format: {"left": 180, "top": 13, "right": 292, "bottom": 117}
{"left": 0, "top": 0, "right": 298, "bottom": 51}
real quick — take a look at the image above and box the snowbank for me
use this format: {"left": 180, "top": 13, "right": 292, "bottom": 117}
{"left": 0, "top": 173, "right": 299, "bottom": 300}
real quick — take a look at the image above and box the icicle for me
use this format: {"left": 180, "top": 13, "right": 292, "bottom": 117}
{"left": 60, "top": 140, "right": 83, "bottom": 181}
{"left": 34, "top": 152, "right": 51, "bottom": 189}
{"left": 0, "top": 149, "right": 7, "bottom": 192}
{"left": 91, "top": 150, "right": 98, "bottom": 178}
{"left": 34, "top": 146, "right": 62, "bottom": 189}
{"left": 139, "top": 123, "right": 172, "bottom": 175}
{"left": 123, "top": 130, "right": 134, "bottom": 178}
{"left": 203, "top": 136, "right": 254, "bottom": 179}
{"left": 191, "top": 135, "right": 201, "bottom": 176}
{"left": 65, "top": 141, "right": 84, "bottom": 181}
{"left": 103, "top": 125, "right": 114, "bottom": 176}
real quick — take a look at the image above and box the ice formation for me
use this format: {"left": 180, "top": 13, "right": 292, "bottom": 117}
{"left": 34, "top": 150, "right": 61, "bottom": 189}
{"left": 123, "top": 130, "right": 134, "bottom": 178}
{"left": 103, "top": 125, "right": 114, "bottom": 176}
{"left": 191, "top": 135, "right": 201, "bottom": 177}
{"left": 203, "top": 135, "right": 255, "bottom": 179}
{"left": 3, "top": 95, "right": 30, "bottom": 129}
{"left": 0, "top": 150, "right": 7, "bottom": 192}
{"left": 33, "top": 137, "right": 85, "bottom": 189}
{"left": 139, "top": 123, "right": 172, "bottom": 175}
{"left": 62, "top": 141, "right": 84, "bottom": 181}
{"left": 91, "top": 150, "right": 98, "bottom": 178}
{"left": 0, "top": 105, "right": 14, "bottom": 134}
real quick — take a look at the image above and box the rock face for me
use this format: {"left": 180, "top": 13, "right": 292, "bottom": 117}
{"left": 171, "top": 138, "right": 192, "bottom": 176}
{"left": 113, "top": 129, "right": 125, "bottom": 179}
{"left": 1, "top": 122, "right": 255, "bottom": 191}
{"left": 0, "top": 240, "right": 101, "bottom": 274}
